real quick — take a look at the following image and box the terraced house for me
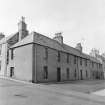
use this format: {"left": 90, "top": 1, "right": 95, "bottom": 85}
{"left": 5, "top": 18, "right": 104, "bottom": 83}
{"left": 0, "top": 17, "right": 103, "bottom": 83}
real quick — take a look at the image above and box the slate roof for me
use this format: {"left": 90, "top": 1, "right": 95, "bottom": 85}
{"left": 0, "top": 32, "right": 19, "bottom": 44}
{"left": 11, "top": 31, "right": 101, "bottom": 64}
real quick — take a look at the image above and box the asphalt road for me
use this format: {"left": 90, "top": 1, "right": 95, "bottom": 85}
{"left": 0, "top": 78, "right": 105, "bottom": 105}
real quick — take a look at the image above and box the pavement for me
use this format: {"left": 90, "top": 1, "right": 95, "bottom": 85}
{"left": 44, "top": 80, "right": 105, "bottom": 93}
{"left": 93, "top": 89, "right": 105, "bottom": 96}
{"left": 0, "top": 77, "right": 105, "bottom": 105}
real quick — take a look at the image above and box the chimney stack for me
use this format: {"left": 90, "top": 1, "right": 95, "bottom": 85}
{"left": 0, "top": 33, "right": 5, "bottom": 40}
{"left": 18, "top": 16, "right": 29, "bottom": 41}
{"left": 53, "top": 32, "right": 63, "bottom": 44}
{"left": 75, "top": 43, "right": 82, "bottom": 52}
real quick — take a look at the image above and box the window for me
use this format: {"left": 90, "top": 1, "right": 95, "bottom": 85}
{"left": 0, "top": 61, "right": 1, "bottom": 71}
{"left": 99, "top": 64, "right": 102, "bottom": 69}
{"left": 80, "top": 58, "right": 82, "bottom": 65}
{"left": 92, "top": 71, "right": 94, "bottom": 77}
{"left": 99, "top": 64, "right": 101, "bottom": 69}
{"left": 66, "top": 68, "right": 70, "bottom": 79}
{"left": 7, "top": 51, "right": 9, "bottom": 64}
{"left": 0, "top": 45, "right": 2, "bottom": 55}
{"left": 86, "top": 70, "right": 88, "bottom": 78}
{"left": 74, "top": 69, "right": 77, "bottom": 78}
{"left": 101, "top": 72, "right": 103, "bottom": 79}
{"left": 45, "top": 48, "right": 48, "bottom": 60}
{"left": 97, "top": 64, "right": 98, "bottom": 69}
{"left": 67, "top": 53, "right": 69, "bottom": 63}
{"left": 43, "top": 66, "right": 48, "bottom": 79}
{"left": 101, "top": 64, "right": 102, "bottom": 69}
{"left": 11, "top": 49, "right": 14, "bottom": 60}
{"left": 97, "top": 64, "right": 99, "bottom": 69}
{"left": 74, "top": 56, "right": 76, "bottom": 64}
{"left": 0, "top": 50, "right": 1, "bottom": 55}
{"left": 58, "top": 51, "right": 60, "bottom": 62}
{"left": 95, "top": 63, "right": 96, "bottom": 68}
{"left": 85, "top": 59, "right": 87, "bottom": 66}
{"left": 92, "top": 62, "right": 94, "bottom": 68}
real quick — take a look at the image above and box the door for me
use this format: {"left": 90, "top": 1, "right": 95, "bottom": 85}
{"left": 80, "top": 70, "right": 83, "bottom": 80}
{"left": 66, "top": 68, "right": 69, "bottom": 80}
{"left": 57, "top": 67, "right": 61, "bottom": 82}
{"left": 10, "top": 67, "right": 14, "bottom": 77}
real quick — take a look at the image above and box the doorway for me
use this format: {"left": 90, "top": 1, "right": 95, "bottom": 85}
{"left": 57, "top": 67, "right": 61, "bottom": 82}
{"left": 66, "top": 68, "right": 70, "bottom": 80}
{"left": 80, "top": 70, "right": 83, "bottom": 80}
{"left": 10, "top": 67, "right": 14, "bottom": 77}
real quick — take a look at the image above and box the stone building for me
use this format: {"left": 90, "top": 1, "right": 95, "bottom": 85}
{"left": 101, "top": 53, "right": 105, "bottom": 76}
{"left": 7, "top": 23, "right": 104, "bottom": 83}
{"left": 0, "top": 32, "right": 20, "bottom": 76}
{"left": 0, "top": 17, "right": 29, "bottom": 76}
{"left": 0, "top": 33, "right": 6, "bottom": 75}
{"left": 90, "top": 48, "right": 105, "bottom": 78}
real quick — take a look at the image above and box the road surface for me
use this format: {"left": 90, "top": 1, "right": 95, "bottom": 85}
{"left": 0, "top": 78, "right": 105, "bottom": 105}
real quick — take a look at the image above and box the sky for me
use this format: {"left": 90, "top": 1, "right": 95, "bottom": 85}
{"left": 0, "top": 0, "right": 105, "bottom": 54}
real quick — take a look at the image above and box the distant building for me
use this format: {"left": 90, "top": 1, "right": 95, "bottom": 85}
{"left": 101, "top": 53, "right": 105, "bottom": 77}
{"left": 6, "top": 21, "right": 104, "bottom": 82}
{"left": 90, "top": 48, "right": 105, "bottom": 78}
